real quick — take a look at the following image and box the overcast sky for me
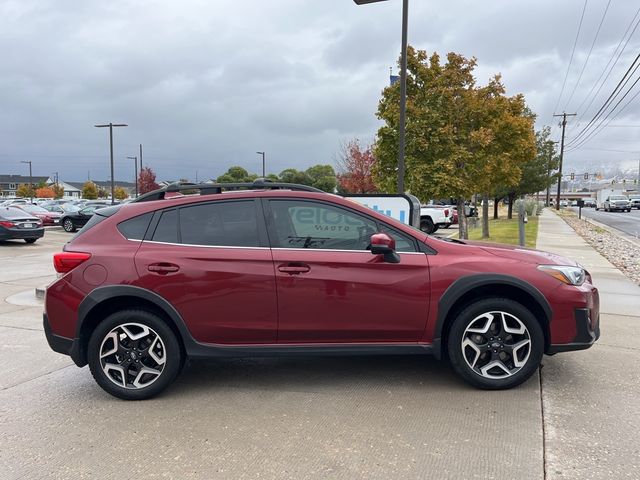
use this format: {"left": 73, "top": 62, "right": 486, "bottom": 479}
{"left": 1, "top": 0, "right": 639, "bottom": 183}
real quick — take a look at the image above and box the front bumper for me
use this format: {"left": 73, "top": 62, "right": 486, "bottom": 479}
{"left": 547, "top": 308, "right": 600, "bottom": 354}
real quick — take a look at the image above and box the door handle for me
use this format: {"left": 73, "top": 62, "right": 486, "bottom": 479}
{"left": 278, "top": 263, "right": 310, "bottom": 274}
{"left": 148, "top": 263, "right": 180, "bottom": 275}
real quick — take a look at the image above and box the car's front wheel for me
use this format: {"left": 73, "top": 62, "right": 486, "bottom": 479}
{"left": 87, "top": 310, "right": 183, "bottom": 400}
{"left": 62, "top": 218, "right": 76, "bottom": 232}
{"left": 447, "top": 298, "right": 543, "bottom": 390}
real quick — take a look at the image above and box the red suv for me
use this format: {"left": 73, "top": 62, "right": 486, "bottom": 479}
{"left": 44, "top": 182, "right": 600, "bottom": 400}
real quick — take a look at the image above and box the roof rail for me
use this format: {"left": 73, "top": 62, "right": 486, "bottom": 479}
{"left": 131, "top": 178, "right": 324, "bottom": 203}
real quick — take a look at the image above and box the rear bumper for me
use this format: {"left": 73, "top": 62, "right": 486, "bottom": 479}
{"left": 0, "top": 226, "right": 45, "bottom": 240}
{"left": 547, "top": 308, "right": 600, "bottom": 354}
{"left": 43, "top": 313, "right": 84, "bottom": 366}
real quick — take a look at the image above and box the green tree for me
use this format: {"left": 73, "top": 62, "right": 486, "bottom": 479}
{"left": 279, "top": 168, "right": 312, "bottom": 186}
{"left": 16, "top": 183, "right": 35, "bottom": 198}
{"left": 82, "top": 181, "right": 98, "bottom": 200}
{"left": 114, "top": 186, "right": 128, "bottom": 200}
{"left": 216, "top": 166, "right": 258, "bottom": 183}
{"left": 52, "top": 184, "right": 64, "bottom": 199}
{"left": 374, "top": 48, "right": 535, "bottom": 238}
{"left": 305, "top": 164, "right": 337, "bottom": 192}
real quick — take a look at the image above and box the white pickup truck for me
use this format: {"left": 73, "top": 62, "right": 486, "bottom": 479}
{"left": 420, "top": 205, "right": 451, "bottom": 234}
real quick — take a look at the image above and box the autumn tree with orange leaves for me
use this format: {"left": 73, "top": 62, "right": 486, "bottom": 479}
{"left": 336, "top": 139, "right": 377, "bottom": 194}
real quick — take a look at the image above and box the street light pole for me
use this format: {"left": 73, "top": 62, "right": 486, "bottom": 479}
{"left": 127, "top": 156, "right": 138, "bottom": 198}
{"left": 21, "top": 161, "right": 33, "bottom": 203}
{"left": 353, "top": 0, "right": 408, "bottom": 193}
{"left": 95, "top": 122, "right": 128, "bottom": 205}
{"left": 256, "top": 151, "right": 266, "bottom": 177}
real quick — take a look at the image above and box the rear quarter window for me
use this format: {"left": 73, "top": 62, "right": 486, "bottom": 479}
{"left": 117, "top": 212, "right": 153, "bottom": 240}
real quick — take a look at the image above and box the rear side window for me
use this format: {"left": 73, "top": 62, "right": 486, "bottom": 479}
{"left": 152, "top": 209, "right": 178, "bottom": 243}
{"left": 117, "top": 212, "right": 153, "bottom": 240}
{"left": 179, "top": 201, "right": 259, "bottom": 247}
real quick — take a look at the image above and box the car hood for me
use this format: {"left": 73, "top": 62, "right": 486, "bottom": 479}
{"left": 462, "top": 240, "right": 579, "bottom": 266}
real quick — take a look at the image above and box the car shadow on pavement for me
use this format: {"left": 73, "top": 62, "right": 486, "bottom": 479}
{"left": 171, "top": 354, "right": 466, "bottom": 396}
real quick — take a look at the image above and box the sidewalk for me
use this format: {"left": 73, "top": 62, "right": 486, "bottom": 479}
{"left": 536, "top": 209, "right": 640, "bottom": 479}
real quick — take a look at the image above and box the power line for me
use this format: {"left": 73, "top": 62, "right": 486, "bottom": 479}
{"left": 572, "top": 6, "right": 640, "bottom": 127}
{"left": 553, "top": 0, "right": 589, "bottom": 115}
{"left": 567, "top": 81, "right": 640, "bottom": 151}
{"left": 566, "top": 53, "right": 640, "bottom": 147}
{"left": 564, "top": 0, "right": 612, "bottom": 111}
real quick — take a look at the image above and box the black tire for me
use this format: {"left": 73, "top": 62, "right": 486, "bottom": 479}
{"left": 24, "top": 238, "right": 37, "bottom": 244}
{"left": 62, "top": 218, "right": 76, "bottom": 233}
{"left": 87, "top": 310, "right": 183, "bottom": 400}
{"left": 420, "top": 217, "right": 435, "bottom": 234}
{"left": 443, "top": 224, "right": 451, "bottom": 229}
{"left": 447, "top": 298, "right": 544, "bottom": 390}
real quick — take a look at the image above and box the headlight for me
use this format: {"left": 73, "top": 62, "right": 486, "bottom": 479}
{"left": 538, "top": 265, "right": 586, "bottom": 286}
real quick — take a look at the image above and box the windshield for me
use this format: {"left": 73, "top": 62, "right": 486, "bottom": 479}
{"left": 610, "top": 196, "right": 627, "bottom": 200}
{"left": 22, "top": 205, "right": 49, "bottom": 214}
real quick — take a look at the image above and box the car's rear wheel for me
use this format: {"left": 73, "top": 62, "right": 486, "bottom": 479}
{"left": 447, "top": 298, "right": 543, "bottom": 390}
{"left": 87, "top": 310, "right": 182, "bottom": 400}
{"left": 24, "top": 238, "right": 37, "bottom": 244}
{"left": 62, "top": 219, "right": 76, "bottom": 232}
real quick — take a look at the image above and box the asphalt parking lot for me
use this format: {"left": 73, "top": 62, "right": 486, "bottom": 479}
{"left": 0, "top": 216, "right": 638, "bottom": 480}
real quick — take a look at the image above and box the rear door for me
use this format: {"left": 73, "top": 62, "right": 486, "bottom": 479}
{"left": 134, "top": 199, "right": 278, "bottom": 344}
{"left": 265, "top": 198, "right": 430, "bottom": 344}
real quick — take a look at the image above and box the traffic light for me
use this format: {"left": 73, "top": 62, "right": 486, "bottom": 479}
{"left": 570, "top": 172, "right": 575, "bottom": 180}
{"left": 584, "top": 173, "right": 589, "bottom": 180}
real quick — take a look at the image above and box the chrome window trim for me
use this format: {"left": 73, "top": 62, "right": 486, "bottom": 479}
{"left": 141, "top": 239, "right": 269, "bottom": 250}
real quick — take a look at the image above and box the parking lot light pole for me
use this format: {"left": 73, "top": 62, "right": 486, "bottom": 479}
{"left": 20, "top": 161, "right": 33, "bottom": 202}
{"left": 354, "top": 0, "right": 408, "bottom": 194}
{"left": 95, "top": 123, "right": 128, "bottom": 205}
{"left": 256, "top": 151, "right": 266, "bottom": 178}
{"left": 127, "top": 156, "right": 138, "bottom": 198}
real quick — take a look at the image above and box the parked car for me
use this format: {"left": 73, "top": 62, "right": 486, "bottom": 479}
{"left": 0, "top": 198, "right": 30, "bottom": 207}
{"left": 628, "top": 196, "right": 640, "bottom": 210}
{"left": 60, "top": 205, "right": 101, "bottom": 232}
{"left": 0, "top": 207, "right": 44, "bottom": 243}
{"left": 44, "top": 181, "right": 600, "bottom": 400}
{"left": 429, "top": 205, "right": 455, "bottom": 229}
{"left": 603, "top": 195, "right": 631, "bottom": 212}
{"left": 16, "top": 204, "right": 62, "bottom": 226}
{"left": 419, "top": 205, "right": 449, "bottom": 234}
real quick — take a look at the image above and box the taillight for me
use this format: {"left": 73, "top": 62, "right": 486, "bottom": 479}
{"left": 53, "top": 252, "right": 92, "bottom": 274}
{"left": 0, "top": 221, "right": 16, "bottom": 228}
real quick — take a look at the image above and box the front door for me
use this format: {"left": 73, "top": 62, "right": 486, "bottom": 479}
{"left": 266, "top": 198, "right": 430, "bottom": 344}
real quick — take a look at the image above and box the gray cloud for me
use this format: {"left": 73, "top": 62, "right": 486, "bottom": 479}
{"left": 0, "top": 0, "right": 639, "bottom": 182}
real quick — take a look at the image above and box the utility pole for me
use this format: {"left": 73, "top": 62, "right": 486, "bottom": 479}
{"left": 139, "top": 144, "right": 143, "bottom": 171}
{"left": 256, "top": 151, "right": 266, "bottom": 177}
{"left": 353, "top": 0, "right": 408, "bottom": 193}
{"left": 95, "top": 122, "right": 128, "bottom": 205}
{"left": 553, "top": 112, "right": 576, "bottom": 210}
{"left": 127, "top": 156, "right": 138, "bottom": 198}
{"left": 545, "top": 140, "right": 559, "bottom": 207}
{"left": 21, "top": 161, "right": 33, "bottom": 202}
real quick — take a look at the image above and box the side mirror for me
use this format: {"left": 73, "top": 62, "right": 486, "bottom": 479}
{"left": 370, "top": 233, "right": 400, "bottom": 263}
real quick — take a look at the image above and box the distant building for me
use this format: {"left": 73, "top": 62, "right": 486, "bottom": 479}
{"left": 0, "top": 174, "right": 51, "bottom": 197}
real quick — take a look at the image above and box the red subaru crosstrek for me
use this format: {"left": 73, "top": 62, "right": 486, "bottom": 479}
{"left": 44, "top": 182, "right": 599, "bottom": 400}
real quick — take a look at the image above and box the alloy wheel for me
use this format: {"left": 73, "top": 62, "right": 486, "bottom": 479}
{"left": 99, "top": 322, "right": 166, "bottom": 389}
{"left": 461, "top": 311, "right": 531, "bottom": 379}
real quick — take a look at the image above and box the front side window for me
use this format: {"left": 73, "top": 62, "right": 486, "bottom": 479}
{"left": 179, "top": 201, "right": 259, "bottom": 247}
{"left": 269, "top": 200, "right": 379, "bottom": 251}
